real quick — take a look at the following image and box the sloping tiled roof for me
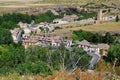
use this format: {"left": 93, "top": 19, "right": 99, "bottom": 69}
{"left": 78, "top": 40, "right": 90, "bottom": 46}
{"left": 78, "top": 40, "right": 110, "bottom": 50}
{"left": 90, "top": 44, "right": 98, "bottom": 48}
{"left": 97, "top": 44, "right": 110, "bottom": 50}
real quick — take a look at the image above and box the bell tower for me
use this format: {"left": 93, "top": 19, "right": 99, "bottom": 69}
{"left": 97, "top": 9, "right": 103, "bottom": 21}
{"left": 96, "top": 9, "right": 103, "bottom": 23}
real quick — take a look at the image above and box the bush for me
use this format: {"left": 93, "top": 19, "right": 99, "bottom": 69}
{"left": 0, "top": 21, "right": 17, "bottom": 29}
{"left": 72, "top": 30, "right": 116, "bottom": 44}
{"left": 0, "top": 28, "right": 13, "bottom": 45}
{"left": 73, "top": 30, "right": 96, "bottom": 42}
{"left": 55, "top": 26, "right": 62, "bottom": 30}
{"left": 107, "top": 44, "right": 120, "bottom": 66}
{"left": 0, "top": 44, "right": 91, "bottom": 75}
{"left": 35, "top": 10, "right": 64, "bottom": 23}
{"left": 17, "top": 61, "right": 52, "bottom": 76}
{"left": 115, "top": 15, "right": 119, "bottom": 22}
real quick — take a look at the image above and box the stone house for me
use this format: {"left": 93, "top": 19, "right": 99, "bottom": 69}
{"left": 22, "top": 34, "right": 72, "bottom": 48}
{"left": 10, "top": 28, "right": 21, "bottom": 43}
{"left": 97, "top": 44, "right": 110, "bottom": 56}
{"left": 78, "top": 40, "right": 110, "bottom": 55}
{"left": 78, "top": 40, "right": 90, "bottom": 50}
{"left": 53, "top": 19, "right": 69, "bottom": 24}
{"left": 53, "top": 14, "right": 78, "bottom": 24}
{"left": 18, "top": 22, "right": 28, "bottom": 29}
{"left": 22, "top": 39, "right": 38, "bottom": 48}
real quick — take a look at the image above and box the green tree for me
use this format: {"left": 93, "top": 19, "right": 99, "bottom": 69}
{"left": 2, "top": 13, "right": 32, "bottom": 23}
{"left": 107, "top": 44, "right": 120, "bottom": 66}
{"left": 17, "top": 61, "right": 52, "bottom": 75}
{"left": 72, "top": 30, "right": 94, "bottom": 42}
{"left": 0, "top": 21, "right": 17, "bottom": 29}
{"left": 0, "top": 28, "right": 13, "bottom": 45}
{"left": 116, "top": 15, "right": 119, "bottom": 22}
{"left": 25, "top": 46, "right": 48, "bottom": 62}
{"left": 93, "top": 33, "right": 103, "bottom": 43}
{"left": 69, "top": 47, "right": 91, "bottom": 70}
{"left": 39, "top": 27, "right": 44, "bottom": 31}
{"left": 103, "top": 32, "right": 115, "bottom": 44}
{"left": 0, "top": 44, "right": 25, "bottom": 68}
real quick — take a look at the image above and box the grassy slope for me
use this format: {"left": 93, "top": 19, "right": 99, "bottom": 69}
{"left": 0, "top": 0, "right": 120, "bottom": 6}
{"left": 0, "top": 69, "right": 104, "bottom": 80}
{"left": 37, "top": 0, "right": 120, "bottom": 5}
{"left": 77, "top": 22, "right": 120, "bottom": 31}
{"left": 0, "top": 0, "right": 119, "bottom": 15}
{"left": 53, "top": 22, "right": 120, "bottom": 34}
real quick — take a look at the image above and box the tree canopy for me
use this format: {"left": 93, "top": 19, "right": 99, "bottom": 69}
{"left": 0, "top": 28, "right": 13, "bottom": 45}
{"left": 73, "top": 30, "right": 117, "bottom": 44}
{"left": 107, "top": 44, "right": 120, "bottom": 66}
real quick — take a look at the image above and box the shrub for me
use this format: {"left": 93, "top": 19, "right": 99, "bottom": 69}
{"left": 115, "top": 15, "right": 119, "bottom": 22}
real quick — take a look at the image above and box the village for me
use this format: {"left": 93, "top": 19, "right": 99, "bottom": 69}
{"left": 10, "top": 8, "right": 113, "bottom": 55}
{"left": 10, "top": 6, "right": 118, "bottom": 71}
{"left": 0, "top": 0, "right": 120, "bottom": 79}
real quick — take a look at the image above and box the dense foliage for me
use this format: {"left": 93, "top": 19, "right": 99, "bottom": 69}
{"left": 0, "top": 11, "right": 64, "bottom": 45}
{"left": 65, "top": 9, "right": 97, "bottom": 20}
{"left": 0, "top": 21, "right": 17, "bottom": 29}
{"left": 115, "top": 15, "right": 119, "bottom": 22}
{"left": 34, "top": 10, "right": 64, "bottom": 23}
{"left": 73, "top": 30, "right": 117, "bottom": 44}
{"left": 0, "top": 28, "right": 13, "bottom": 45}
{"left": 0, "top": 44, "right": 25, "bottom": 74}
{"left": 77, "top": 10, "right": 97, "bottom": 20}
{"left": 107, "top": 44, "right": 120, "bottom": 66}
{"left": 72, "top": 30, "right": 120, "bottom": 70}
{"left": 0, "top": 44, "right": 91, "bottom": 75}
{"left": 0, "top": 10, "right": 64, "bottom": 29}
{"left": 0, "top": 45, "right": 50, "bottom": 75}
{"left": 0, "top": 9, "right": 119, "bottom": 77}
{"left": 0, "top": 13, "right": 31, "bottom": 24}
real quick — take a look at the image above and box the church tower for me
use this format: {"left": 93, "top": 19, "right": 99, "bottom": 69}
{"left": 96, "top": 9, "right": 103, "bottom": 23}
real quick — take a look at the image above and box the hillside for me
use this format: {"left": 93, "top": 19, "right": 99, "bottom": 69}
{"left": 37, "top": 0, "right": 120, "bottom": 5}
{"left": 1, "top": 0, "right": 119, "bottom": 4}
{"left": 52, "top": 22, "right": 120, "bottom": 36}
{"left": 0, "top": 0, "right": 120, "bottom": 6}
{"left": 0, "top": 0, "right": 120, "bottom": 15}
{"left": 0, "top": 0, "right": 120, "bottom": 80}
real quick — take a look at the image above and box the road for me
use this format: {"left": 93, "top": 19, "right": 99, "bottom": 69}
{"left": 86, "top": 50, "right": 101, "bottom": 70}
{"left": 17, "top": 30, "right": 22, "bottom": 41}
